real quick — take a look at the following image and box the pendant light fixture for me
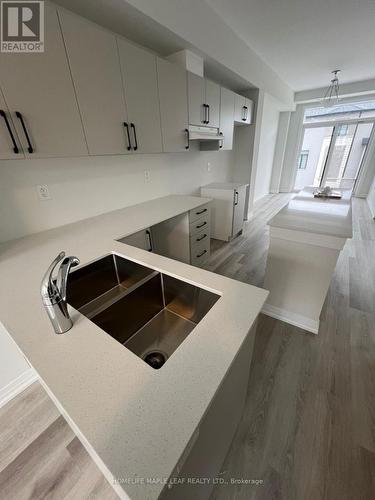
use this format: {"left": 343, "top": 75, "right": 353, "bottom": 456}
{"left": 321, "top": 70, "right": 341, "bottom": 108}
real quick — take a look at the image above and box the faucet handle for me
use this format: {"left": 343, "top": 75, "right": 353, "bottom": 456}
{"left": 41, "top": 251, "right": 66, "bottom": 302}
{"left": 56, "top": 256, "right": 80, "bottom": 302}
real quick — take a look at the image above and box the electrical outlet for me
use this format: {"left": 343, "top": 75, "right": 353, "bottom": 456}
{"left": 144, "top": 170, "right": 151, "bottom": 183}
{"left": 207, "top": 162, "right": 211, "bottom": 172}
{"left": 36, "top": 184, "right": 51, "bottom": 201}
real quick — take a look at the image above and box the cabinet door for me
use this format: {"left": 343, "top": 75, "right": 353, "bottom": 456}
{"left": 117, "top": 38, "right": 162, "bottom": 154}
{"left": 219, "top": 87, "right": 235, "bottom": 150}
{"left": 187, "top": 72, "right": 205, "bottom": 126}
{"left": 232, "top": 185, "right": 247, "bottom": 237}
{"left": 59, "top": 9, "right": 129, "bottom": 155}
{"left": 0, "top": 89, "right": 24, "bottom": 159}
{"left": 0, "top": 3, "right": 87, "bottom": 158}
{"left": 244, "top": 97, "right": 253, "bottom": 124}
{"left": 234, "top": 93, "right": 246, "bottom": 123}
{"left": 157, "top": 58, "right": 189, "bottom": 153}
{"left": 205, "top": 80, "right": 220, "bottom": 128}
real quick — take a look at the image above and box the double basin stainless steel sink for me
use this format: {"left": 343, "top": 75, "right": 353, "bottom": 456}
{"left": 67, "top": 254, "right": 220, "bottom": 369}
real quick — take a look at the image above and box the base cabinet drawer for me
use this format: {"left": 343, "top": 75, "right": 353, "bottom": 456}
{"left": 190, "top": 228, "right": 210, "bottom": 247}
{"left": 189, "top": 204, "right": 210, "bottom": 223}
{"left": 190, "top": 238, "right": 210, "bottom": 267}
{"left": 190, "top": 214, "right": 210, "bottom": 237}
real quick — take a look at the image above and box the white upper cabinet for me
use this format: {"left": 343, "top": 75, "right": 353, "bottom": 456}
{"left": 234, "top": 94, "right": 253, "bottom": 125}
{"left": 0, "top": 3, "right": 87, "bottom": 158}
{"left": 205, "top": 80, "right": 220, "bottom": 128}
{"left": 157, "top": 58, "right": 189, "bottom": 153}
{"left": 219, "top": 87, "right": 235, "bottom": 150}
{"left": 117, "top": 38, "right": 162, "bottom": 154}
{"left": 0, "top": 90, "right": 24, "bottom": 159}
{"left": 59, "top": 9, "right": 130, "bottom": 155}
{"left": 187, "top": 73, "right": 221, "bottom": 127}
{"left": 188, "top": 72, "right": 205, "bottom": 126}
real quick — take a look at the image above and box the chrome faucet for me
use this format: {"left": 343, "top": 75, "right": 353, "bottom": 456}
{"left": 41, "top": 251, "right": 80, "bottom": 334}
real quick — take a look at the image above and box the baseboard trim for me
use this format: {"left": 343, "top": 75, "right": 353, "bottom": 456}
{"left": 0, "top": 369, "right": 39, "bottom": 409}
{"left": 262, "top": 303, "right": 319, "bottom": 334}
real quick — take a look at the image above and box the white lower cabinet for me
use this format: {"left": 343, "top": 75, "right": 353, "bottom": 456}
{"left": 119, "top": 204, "right": 211, "bottom": 266}
{"left": 160, "top": 321, "right": 257, "bottom": 500}
{"left": 201, "top": 183, "right": 248, "bottom": 241}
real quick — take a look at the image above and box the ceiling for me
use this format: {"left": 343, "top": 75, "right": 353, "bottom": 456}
{"left": 54, "top": 0, "right": 253, "bottom": 92}
{"left": 206, "top": 0, "right": 375, "bottom": 91}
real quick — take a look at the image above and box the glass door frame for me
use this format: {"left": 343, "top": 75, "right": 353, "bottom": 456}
{"left": 298, "top": 117, "right": 375, "bottom": 190}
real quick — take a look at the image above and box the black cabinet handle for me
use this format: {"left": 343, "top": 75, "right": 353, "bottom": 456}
{"left": 234, "top": 191, "right": 239, "bottom": 206}
{"left": 219, "top": 131, "right": 223, "bottom": 149}
{"left": 207, "top": 104, "right": 210, "bottom": 124}
{"left": 185, "top": 128, "right": 190, "bottom": 149}
{"left": 196, "top": 221, "right": 207, "bottom": 229}
{"left": 203, "top": 104, "right": 209, "bottom": 124}
{"left": 196, "top": 249, "right": 207, "bottom": 258}
{"left": 0, "top": 110, "right": 19, "bottom": 153}
{"left": 146, "top": 229, "right": 153, "bottom": 252}
{"left": 15, "top": 111, "right": 33, "bottom": 153}
{"left": 196, "top": 208, "right": 207, "bottom": 215}
{"left": 123, "top": 122, "right": 132, "bottom": 150}
{"left": 130, "top": 123, "right": 138, "bottom": 151}
{"left": 196, "top": 233, "right": 207, "bottom": 242}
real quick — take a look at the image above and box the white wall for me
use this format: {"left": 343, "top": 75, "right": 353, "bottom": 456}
{"left": 0, "top": 149, "right": 233, "bottom": 242}
{"left": 253, "top": 93, "right": 281, "bottom": 202}
{"left": 367, "top": 174, "right": 375, "bottom": 217}
{"left": 0, "top": 323, "right": 36, "bottom": 407}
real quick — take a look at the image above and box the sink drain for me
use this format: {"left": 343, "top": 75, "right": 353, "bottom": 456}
{"left": 143, "top": 350, "right": 167, "bottom": 369}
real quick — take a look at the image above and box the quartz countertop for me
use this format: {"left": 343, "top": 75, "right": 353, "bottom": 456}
{"left": 269, "top": 187, "right": 353, "bottom": 238}
{"left": 202, "top": 182, "right": 249, "bottom": 190}
{"left": 0, "top": 194, "right": 268, "bottom": 500}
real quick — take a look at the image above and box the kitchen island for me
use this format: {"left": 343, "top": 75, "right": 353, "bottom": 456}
{"left": 0, "top": 195, "right": 268, "bottom": 500}
{"left": 263, "top": 187, "right": 352, "bottom": 334}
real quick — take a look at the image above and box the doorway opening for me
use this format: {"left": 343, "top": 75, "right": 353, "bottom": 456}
{"left": 294, "top": 101, "right": 375, "bottom": 191}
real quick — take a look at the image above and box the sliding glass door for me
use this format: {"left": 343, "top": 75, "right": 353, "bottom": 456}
{"left": 294, "top": 120, "right": 374, "bottom": 191}
{"left": 321, "top": 122, "right": 374, "bottom": 189}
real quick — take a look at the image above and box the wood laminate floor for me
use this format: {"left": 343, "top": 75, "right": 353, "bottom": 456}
{"left": 0, "top": 194, "right": 374, "bottom": 500}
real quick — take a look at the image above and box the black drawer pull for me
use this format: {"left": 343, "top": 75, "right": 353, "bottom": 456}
{"left": 196, "top": 221, "right": 207, "bottom": 229}
{"left": 196, "top": 233, "right": 207, "bottom": 242}
{"left": 15, "top": 111, "right": 33, "bottom": 153}
{"left": 196, "top": 208, "right": 207, "bottom": 215}
{"left": 130, "top": 123, "right": 138, "bottom": 151}
{"left": 0, "top": 110, "right": 19, "bottom": 153}
{"left": 123, "top": 122, "right": 132, "bottom": 150}
{"left": 185, "top": 128, "right": 190, "bottom": 149}
{"left": 146, "top": 229, "right": 153, "bottom": 252}
{"left": 196, "top": 249, "right": 207, "bottom": 258}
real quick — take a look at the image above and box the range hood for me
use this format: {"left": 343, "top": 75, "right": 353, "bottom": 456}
{"left": 188, "top": 125, "right": 224, "bottom": 142}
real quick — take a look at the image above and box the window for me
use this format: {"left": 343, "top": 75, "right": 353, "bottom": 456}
{"left": 297, "top": 150, "right": 309, "bottom": 169}
{"left": 337, "top": 124, "right": 348, "bottom": 136}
